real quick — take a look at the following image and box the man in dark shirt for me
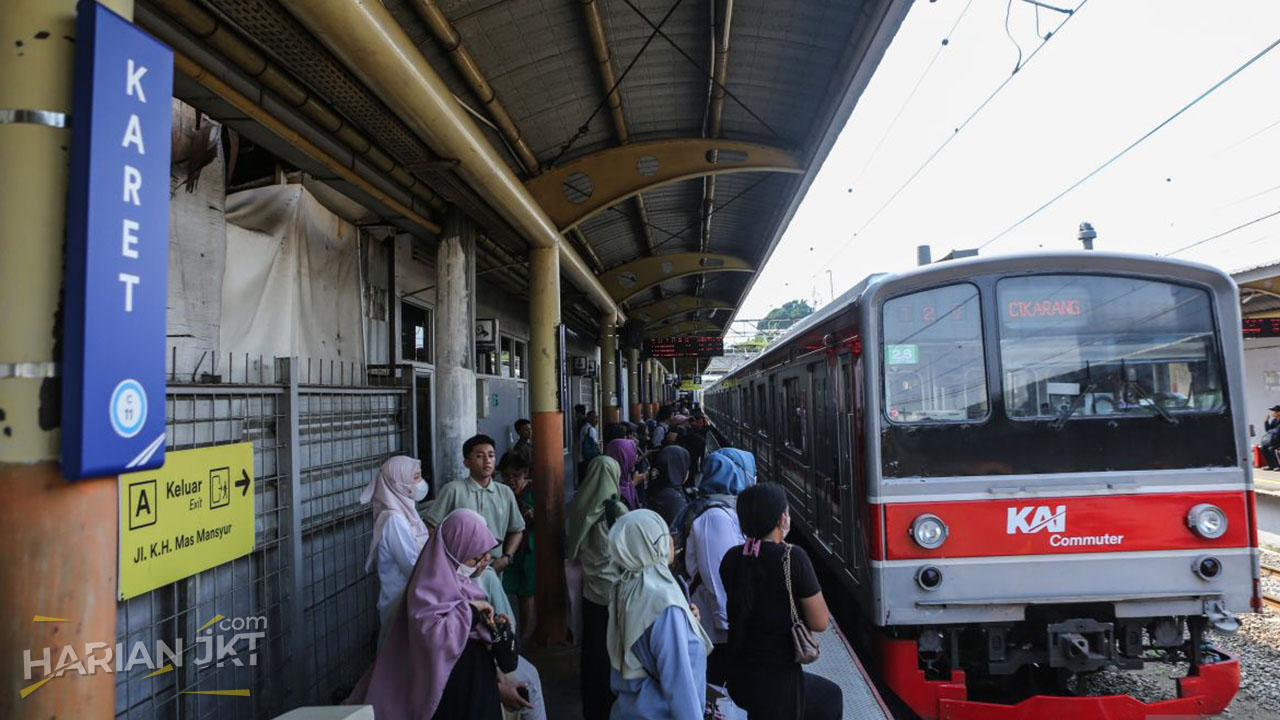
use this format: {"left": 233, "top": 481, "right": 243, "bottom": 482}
{"left": 1263, "top": 406, "right": 1280, "bottom": 470}
{"left": 512, "top": 418, "right": 533, "bottom": 469}
{"left": 681, "top": 413, "right": 710, "bottom": 475}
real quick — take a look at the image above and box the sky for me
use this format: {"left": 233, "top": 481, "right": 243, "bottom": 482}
{"left": 731, "top": 0, "right": 1280, "bottom": 341}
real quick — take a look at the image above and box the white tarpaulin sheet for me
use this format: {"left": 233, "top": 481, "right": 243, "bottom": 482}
{"left": 220, "top": 184, "right": 364, "bottom": 366}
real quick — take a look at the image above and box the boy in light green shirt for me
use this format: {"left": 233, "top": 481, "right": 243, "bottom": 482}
{"left": 425, "top": 434, "right": 525, "bottom": 573}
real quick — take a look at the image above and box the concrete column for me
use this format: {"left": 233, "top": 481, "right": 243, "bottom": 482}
{"left": 628, "top": 347, "right": 641, "bottom": 420}
{"left": 435, "top": 210, "right": 477, "bottom": 481}
{"left": 645, "top": 359, "right": 655, "bottom": 416}
{"left": 600, "top": 312, "right": 619, "bottom": 423}
{"left": 528, "top": 246, "right": 567, "bottom": 644}
{"left": 0, "top": 2, "right": 132, "bottom": 717}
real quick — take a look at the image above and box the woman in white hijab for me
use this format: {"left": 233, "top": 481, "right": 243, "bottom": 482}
{"left": 607, "top": 509, "right": 711, "bottom": 720}
{"left": 361, "top": 455, "right": 429, "bottom": 626}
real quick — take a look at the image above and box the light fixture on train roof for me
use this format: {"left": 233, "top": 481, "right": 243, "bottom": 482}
{"left": 1187, "top": 503, "right": 1227, "bottom": 539}
{"left": 910, "top": 514, "right": 949, "bottom": 550}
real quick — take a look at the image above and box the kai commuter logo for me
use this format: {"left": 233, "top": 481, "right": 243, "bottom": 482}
{"left": 1006, "top": 505, "right": 1067, "bottom": 534}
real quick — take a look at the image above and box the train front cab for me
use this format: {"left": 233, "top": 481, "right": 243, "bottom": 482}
{"left": 862, "top": 254, "right": 1257, "bottom": 720}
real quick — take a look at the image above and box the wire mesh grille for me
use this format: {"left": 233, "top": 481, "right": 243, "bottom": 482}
{"left": 205, "top": 0, "right": 433, "bottom": 165}
{"left": 115, "top": 362, "right": 408, "bottom": 719}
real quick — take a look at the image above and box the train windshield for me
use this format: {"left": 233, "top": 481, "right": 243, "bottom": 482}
{"left": 998, "top": 275, "right": 1225, "bottom": 420}
{"left": 882, "top": 283, "right": 988, "bottom": 423}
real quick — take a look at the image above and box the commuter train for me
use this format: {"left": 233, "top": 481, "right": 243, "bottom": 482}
{"left": 704, "top": 252, "right": 1259, "bottom": 719}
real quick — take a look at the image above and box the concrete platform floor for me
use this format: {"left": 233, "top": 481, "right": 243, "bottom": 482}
{"left": 524, "top": 642, "right": 584, "bottom": 718}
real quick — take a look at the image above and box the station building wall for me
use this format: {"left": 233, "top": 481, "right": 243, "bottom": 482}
{"left": 126, "top": 102, "right": 602, "bottom": 717}
{"left": 1243, "top": 337, "right": 1280, "bottom": 440}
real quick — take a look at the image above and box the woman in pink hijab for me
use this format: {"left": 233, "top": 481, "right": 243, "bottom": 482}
{"left": 348, "top": 509, "right": 514, "bottom": 719}
{"left": 361, "top": 456, "right": 430, "bottom": 627}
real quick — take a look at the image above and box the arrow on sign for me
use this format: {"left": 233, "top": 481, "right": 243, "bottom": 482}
{"left": 236, "top": 470, "right": 250, "bottom": 496}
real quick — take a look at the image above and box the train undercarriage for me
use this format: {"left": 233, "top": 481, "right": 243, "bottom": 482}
{"left": 879, "top": 609, "right": 1241, "bottom": 719}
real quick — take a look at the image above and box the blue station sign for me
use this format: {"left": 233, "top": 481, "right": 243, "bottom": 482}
{"left": 62, "top": 1, "right": 173, "bottom": 479}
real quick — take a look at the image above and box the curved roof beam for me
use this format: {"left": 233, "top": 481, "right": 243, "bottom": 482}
{"left": 630, "top": 295, "right": 735, "bottom": 326}
{"left": 526, "top": 139, "right": 803, "bottom": 231}
{"left": 600, "top": 253, "right": 753, "bottom": 304}
{"left": 645, "top": 321, "right": 723, "bottom": 338}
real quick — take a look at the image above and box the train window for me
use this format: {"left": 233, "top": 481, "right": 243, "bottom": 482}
{"left": 811, "top": 364, "right": 834, "bottom": 477}
{"left": 882, "top": 283, "right": 988, "bottom": 423}
{"left": 401, "top": 302, "right": 434, "bottom": 364}
{"left": 998, "top": 275, "right": 1225, "bottom": 419}
{"left": 783, "top": 376, "right": 807, "bottom": 451}
{"left": 755, "top": 383, "right": 768, "bottom": 436}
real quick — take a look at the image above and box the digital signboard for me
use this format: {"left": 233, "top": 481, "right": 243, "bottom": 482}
{"left": 644, "top": 336, "right": 724, "bottom": 359}
{"left": 1243, "top": 318, "right": 1280, "bottom": 338}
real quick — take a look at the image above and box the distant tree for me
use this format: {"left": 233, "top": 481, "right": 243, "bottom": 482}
{"left": 760, "top": 299, "right": 813, "bottom": 336}
{"left": 732, "top": 336, "right": 769, "bottom": 352}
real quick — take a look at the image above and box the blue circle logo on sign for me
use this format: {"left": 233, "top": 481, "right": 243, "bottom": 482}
{"left": 110, "top": 379, "right": 147, "bottom": 438}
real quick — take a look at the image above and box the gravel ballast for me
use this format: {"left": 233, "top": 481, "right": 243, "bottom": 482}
{"left": 1080, "top": 549, "right": 1280, "bottom": 719}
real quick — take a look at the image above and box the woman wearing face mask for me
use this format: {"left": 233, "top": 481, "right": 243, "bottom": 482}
{"left": 347, "top": 509, "right": 518, "bottom": 719}
{"left": 607, "top": 509, "right": 711, "bottom": 720}
{"left": 719, "top": 484, "right": 840, "bottom": 720}
{"left": 361, "top": 455, "right": 430, "bottom": 627}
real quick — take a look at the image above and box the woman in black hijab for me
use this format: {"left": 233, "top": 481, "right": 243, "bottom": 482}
{"left": 645, "top": 443, "right": 690, "bottom": 527}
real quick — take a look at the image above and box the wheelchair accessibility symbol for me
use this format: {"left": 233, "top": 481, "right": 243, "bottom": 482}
{"left": 110, "top": 379, "right": 148, "bottom": 439}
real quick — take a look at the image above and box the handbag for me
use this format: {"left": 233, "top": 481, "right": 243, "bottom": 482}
{"left": 784, "top": 544, "right": 821, "bottom": 665}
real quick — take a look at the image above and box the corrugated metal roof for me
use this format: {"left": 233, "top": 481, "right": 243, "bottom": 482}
{"left": 195, "top": 0, "right": 904, "bottom": 332}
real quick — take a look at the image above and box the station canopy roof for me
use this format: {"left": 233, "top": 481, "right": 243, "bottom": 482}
{"left": 1234, "top": 258, "right": 1280, "bottom": 317}
{"left": 143, "top": 0, "right": 909, "bottom": 337}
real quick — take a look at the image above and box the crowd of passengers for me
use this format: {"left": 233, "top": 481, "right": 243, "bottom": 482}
{"left": 348, "top": 403, "right": 840, "bottom": 720}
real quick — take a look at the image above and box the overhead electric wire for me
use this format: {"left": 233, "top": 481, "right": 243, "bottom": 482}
{"left": 980, "top": 35, "right": 1280, "bottom": 250}
{"left": 1004, "top": 0, "right": 1024, "bottom": 72}
{"left": 851, "top": 0, "right": 975, "bottom": 187}
{"left": 1224, "top": 115, "right": 1280, "bottom": 152}
{"left": 549, "top": 0, "right": 684, "bottom": 167}
{"left": 618, "top": 0, "right": 786, "bottom": 143}
{"left": 1165, "top": 208, "right": 1280, "bottom": 256}
{"left": 822, "top": 0, "right": 1088, "bottom": 266}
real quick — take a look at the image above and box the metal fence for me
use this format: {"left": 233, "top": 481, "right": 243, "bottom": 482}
{"left": 115, "top": 358, "right": 410, "bottom": 720}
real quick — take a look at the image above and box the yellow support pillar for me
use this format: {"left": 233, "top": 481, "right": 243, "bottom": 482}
{"left": 600, "top": 312, "right": 619, "bottom": 423}
{"left": 628, "top": 347, "right": 641, "bottom": 421}
{"left": 528, "top": 246, "right": 567, "bottom": 644}
{"left": 1, "top": 1, "right": 132, "bottom": 717}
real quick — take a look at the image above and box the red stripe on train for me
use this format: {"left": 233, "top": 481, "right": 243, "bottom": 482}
{"left": 882, "top": 491, "right": 1250, "bottom": 560}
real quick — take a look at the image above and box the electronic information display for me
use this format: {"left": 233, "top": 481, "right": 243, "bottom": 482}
{"left": 1243, "top": 318, "right": 1280, "bottom": 338}
{"left": 644, "top": 336, "right": 724, "bottom": 359}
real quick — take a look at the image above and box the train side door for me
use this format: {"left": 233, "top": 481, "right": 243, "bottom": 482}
{"left": 762, "top": 375, "right": 777, "bottom": 481}
{"left": 838, "top": 352, "right": 864, "bottom": 581}
{"left": 810, "top": 361, "right": 841, "bottom": 556}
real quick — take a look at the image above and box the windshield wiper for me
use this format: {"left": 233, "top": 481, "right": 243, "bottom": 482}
{"left": 1052, "top": 383, "right": 1097, "bottom": 429}
{"left": 1123, "top": 380, "right": 1179, "bottom": 425}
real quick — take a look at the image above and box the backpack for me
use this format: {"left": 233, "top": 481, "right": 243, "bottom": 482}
{"left": 672, "top": 497, "right": 733, "bottom": 591}
{"left": 582, "top": 432, "right": 600, "bottom": 461}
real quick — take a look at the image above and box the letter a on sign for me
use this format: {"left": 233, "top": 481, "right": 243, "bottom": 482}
{"left": 128, "top": 480, "right": 157, "bottom": 530}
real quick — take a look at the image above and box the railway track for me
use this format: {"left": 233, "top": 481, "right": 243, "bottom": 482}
{"left": 1262, "top": 562, "right": 1280, "bottom": 611}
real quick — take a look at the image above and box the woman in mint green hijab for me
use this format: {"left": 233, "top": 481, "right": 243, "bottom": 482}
{"left": 607, "top": 509, "right": 711, "bottom": 720}
{"left": 568, "top": 455, "right": 628, "bottom": 720}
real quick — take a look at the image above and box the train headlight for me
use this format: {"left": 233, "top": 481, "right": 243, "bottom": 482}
{"left": 1187, "top": 503, "right": 1228, "bottom": 539}
{"left": 910, "top": 514, "right": 948, "bottom": 549}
